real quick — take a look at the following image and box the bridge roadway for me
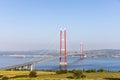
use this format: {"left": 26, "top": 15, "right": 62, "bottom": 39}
{"left": 0, "top": 56, "right": 59, "bottom": 71}
{"left": 0, "top": 53, "right": 78, "bottom": 71}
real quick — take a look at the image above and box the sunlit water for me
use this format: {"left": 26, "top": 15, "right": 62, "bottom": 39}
{"left": 0, "top": 56, "right": 120, "bottom": 71}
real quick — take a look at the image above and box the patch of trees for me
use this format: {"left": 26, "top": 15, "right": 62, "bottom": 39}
{"left": 29, "top": 71, "right": 37, "bottom": 77}
{"left": 56, "top": 70, "right": 86, "bottom": 79}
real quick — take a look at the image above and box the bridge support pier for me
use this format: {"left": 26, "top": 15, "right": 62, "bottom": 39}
{"left": 19, "top": 66, "right": 24, "bottom": 70}
{"left": 30, "top": 64, "right": 33, "bottom": 71}
{"left": 25, "top": 65, "right": 28, "bottom": 70}
{"left": 19, "top": 67, "right": 22, "bottom": 70}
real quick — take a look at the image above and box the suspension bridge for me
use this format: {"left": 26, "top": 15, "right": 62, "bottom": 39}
{"left": 0, "top": 28, "right": 86, "bottom": 71}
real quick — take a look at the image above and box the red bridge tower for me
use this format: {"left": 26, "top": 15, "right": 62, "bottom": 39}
{"left": 59, "top": 28, "right": 67, "bottom": 70}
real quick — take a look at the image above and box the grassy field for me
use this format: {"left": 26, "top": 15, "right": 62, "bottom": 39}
{"left": 0, "top": 70, "right": 120, "bottom": 80}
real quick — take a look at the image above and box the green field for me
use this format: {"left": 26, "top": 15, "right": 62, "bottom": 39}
{"left": 0, "top": 70, "right": 120, "bottom": 80}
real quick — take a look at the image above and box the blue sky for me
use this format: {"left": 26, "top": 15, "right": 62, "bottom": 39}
{"left": 0, "top": 0, "right": 120, "bottom": 51}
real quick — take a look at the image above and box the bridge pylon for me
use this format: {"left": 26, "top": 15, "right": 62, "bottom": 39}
{"left": 80, "top": 42, "right": 86, "bottom": 58}
{"left": 59, "top": 28, "right": 67, "bottom": 70}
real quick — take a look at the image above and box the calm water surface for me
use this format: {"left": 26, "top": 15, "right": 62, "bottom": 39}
{"left": 0, "top": 56, "right": 120, "bottom": 71}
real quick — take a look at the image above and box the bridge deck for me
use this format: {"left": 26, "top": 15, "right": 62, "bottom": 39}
{"left": 0, "top": 56, "right": 58, "bottom": 70}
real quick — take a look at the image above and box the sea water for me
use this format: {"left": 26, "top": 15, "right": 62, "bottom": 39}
{"left": 0, "top": 56, "right": 120, "bottom": 71}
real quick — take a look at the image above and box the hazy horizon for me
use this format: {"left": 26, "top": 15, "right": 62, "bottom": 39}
{"left": 0, "top": 0, "right": 120, "bottom": 51}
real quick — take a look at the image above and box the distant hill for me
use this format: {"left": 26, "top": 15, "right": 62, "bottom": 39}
{"left": 84, "top": 49, "right": 120, "bottom": 58}
{"left": 0, "top": 49, "right": 120, "bottom": 57}
{"left": 85, "top": 49, "right": 120, "bottom": 54}
{"left": 0, "top": 50, "right": 59, "bottom": 55}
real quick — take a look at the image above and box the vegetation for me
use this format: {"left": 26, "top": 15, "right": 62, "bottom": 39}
{"left": 97, "top": 68, "right": 106, "bottom": 72}
{"left": 0, "top": 74, "right": 3, "bottom": 78}
{"left": 29, "top": 71, "right": 37, "bottom": 77}
{"left": 0, "top": 70, "right": 120, "bottom": 80}
{"left": 85, "top": 69, "right": 96, "bottom": 73}
{"left": 2, "top": 76, "right": 9, "bottom": 80}
{"left": 73, "top": 70, "right": 86, "bottom": 79}
{"left": 56, "top": 70, "right": 67, "bottom": 74}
